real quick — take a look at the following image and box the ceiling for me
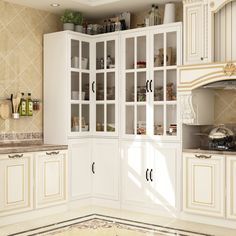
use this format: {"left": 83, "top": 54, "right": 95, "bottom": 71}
{"left": 5, "top": 0, "right": 181, "bottom": 19}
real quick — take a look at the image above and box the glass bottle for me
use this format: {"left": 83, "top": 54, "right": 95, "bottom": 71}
{"left": 20, "top": 93, "right": 27, "bottom": 116}
{"left": 27, "top": 93, "right": 33, "bottom": 116}
{"left": 154, "top": 6, "right": 161, "bottom": 25}
{"left": 149, "top": 4, "right": 155, "bottom": 26}
{"left": 107, "top": 55, "right": 112, "bottom": 69}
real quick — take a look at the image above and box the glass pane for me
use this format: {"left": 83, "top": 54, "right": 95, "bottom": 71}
{"left": 154, "top": 34, "right": 164, "bottom": 67}
{"left": 81, "top": 104, "right": 89, "bottom": 132}
{"left": 137, "top": 72, "right": 146, "bottom": 102}
{"left": 82, "top": 41, "right": 89, "bottom": 70}
{"left": 126, "top": 38, "right": 134, "bottom": 69}
{"left": 107, "top": 72, "right": 115, "bottom": 100}
{"left": 166, "top": 70, "right": 177, "bottom": 101}
{"left": 96, "top": 73, "right": 104, "bottom": 101}
{"left": 71, "top": 104, "right": 80, "bottom": 132}
{"left": 71, "top": 40, "right": 80, "bottom": 69}
{"left": 166, "top": 104, "right": 177, "bottom": 136}
{"left": 107, "top": 104, "right": 115, "bottom": 132}
{"left": 107, "top": 40, "right": 115, "bottom": 69}
{"left": 137, "top": 36, "right": 146, "bottom": 69}
{"left": 82, "top": 73, "right": 90, "bottom": 101}
{"left": 137, "top": 105, "right": 146, "bottom": 135}
{"left": 154, "top": 105, "right": 164, "bottom": 135}
{"left": 126, "top": 105, "right": 134, "bottom": 134}
{"left": 71, "top": 72, "right": 80, "bottom": 101}
{"left": 126, "top": 73, "right": 134, "bottom": 102}
{"left": 167, "top": 32, "right": 177, "bottom": 66}
{"left": 96, "top": 104, "right": 104, "bottom": 132}
{"left": 154, "top": 71, "right": 164, "bottom": 101}
{"left": 96, "top": 42, "right": 104, "bottom": 70}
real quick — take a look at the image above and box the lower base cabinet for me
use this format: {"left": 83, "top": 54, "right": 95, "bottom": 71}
{"left": 69, "top": 138, "right": 119, "bottom": 202}
{"left": 121, "top": 141, "right": 179, "bottom": 212}
{"left": 0, "top": 153, "right": 33, "bottom": 216}
{"left": 227, "top": 156, "right": 236, "bottom": 220}
{"left": 35, "top": 150, "right": 68, "bottom": 208}
{"left": 183, "top": 152, "right": 225, "bottom": 217}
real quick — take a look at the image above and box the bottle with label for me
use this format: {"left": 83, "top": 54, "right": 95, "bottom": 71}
{"left": 20, "top": 93, "right": 27, "bottom": 116}
{"left": 27, "top": 93, "right": 33, "bottom": 116}
{"left": 107, "top": 55, "right": 112, "bottom": 69}
{"left": 149, "top": 4, "right": 155, "bottom": 26}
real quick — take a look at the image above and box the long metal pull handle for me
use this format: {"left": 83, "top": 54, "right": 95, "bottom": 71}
{"left": 92, "top": 81, "right": 95, "bottom": 93}
{"left": 92, "top": 162, "right": 95, "bottom": 174}
{"left": 8, "top": 154, "right": 23, "bottom": 159}
{"left": 146, "top": 169, "right": 149, "bottom": 181}
{"left": 150, "top": 169, "right": 153, "bottom": 182}
{"left": 146, "top": 80, "right": 149, "bottom": 92}
{"left": 195, "top": 154, "right": 212, "bottom": 159}
{"left": 46, "top": 151, "right": 59, "bottom": 156}
{"left": 149, "top": 80, "right": 153, "bottom": 92}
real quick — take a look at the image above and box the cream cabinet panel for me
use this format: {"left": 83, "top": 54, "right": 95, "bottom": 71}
{"left": 0, "top": 153, "right": 33, "bottom": 216}
{"left": 35, "top": 150, "right": 67, "bottom": 208}
{"left": 226, "top": 156, "right": 236, "bottom": 220}
{"left": 183, "top": 152, "right": 225, "bottom": 217}
{"left": 69, "top": 139, "right": 92, "bottom": 200}
{"left": 92, "top": 139, "right": 119, "bottom": 200}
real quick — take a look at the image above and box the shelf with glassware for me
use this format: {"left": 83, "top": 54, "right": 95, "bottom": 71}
{"left": 94, "top": 34, "right": 118, "bottom": 135}
{"left": 121, "top": 23, "right": 181, "bottom": 139}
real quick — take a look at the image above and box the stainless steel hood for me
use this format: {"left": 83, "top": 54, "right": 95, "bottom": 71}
{"left": 203, "top": 80, "right": 236, "bottom": 90}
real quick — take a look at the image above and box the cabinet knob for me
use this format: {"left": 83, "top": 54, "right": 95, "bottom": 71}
{"left": 46, "top": 151, "right": 59, "bottom": 156}
{"left": 200, "top": 57, "right": 204, "bottom": 61}
{"left": 195, "top": 154, "right": 212, "bottom": 159}
{"left": 8, "top": 154, "right": 23, "bottom": 159}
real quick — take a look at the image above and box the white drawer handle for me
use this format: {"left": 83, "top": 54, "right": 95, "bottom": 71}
{"left": 8, "top": 154, "right": 23, "bottom": 159}
{"left": 195, "top": 154, "right": 212, "bottom": 159}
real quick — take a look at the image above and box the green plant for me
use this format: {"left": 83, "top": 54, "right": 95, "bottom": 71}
{"left": 60, "top": 10, "right": 75, "bottom": 24}
{"left": 73, "top": 12, "right": 83, "bottom": 25}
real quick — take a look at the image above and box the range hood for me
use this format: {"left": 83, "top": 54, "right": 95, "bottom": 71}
{"left": 203, "top": 80, "right": 236, "bottom": 90}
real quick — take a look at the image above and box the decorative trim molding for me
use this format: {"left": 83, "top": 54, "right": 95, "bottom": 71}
{"left": 223, "top": 63, "right": 236, "bottom": 76}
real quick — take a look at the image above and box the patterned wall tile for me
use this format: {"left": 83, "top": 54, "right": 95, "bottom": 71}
{"left": 0, "top": 0, "right": 61, "bottom": 137}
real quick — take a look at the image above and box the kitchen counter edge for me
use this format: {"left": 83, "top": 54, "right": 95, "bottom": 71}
{"left": 183, "top": 148, "right": 236, "bottom": 156}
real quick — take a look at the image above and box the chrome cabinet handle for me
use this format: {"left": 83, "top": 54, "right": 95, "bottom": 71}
{"left": 195, "top": 154, "right": 212, "bottom": 159}
{"left": 145, "top": 168, "right": 149, "bottom": 181}
{"left": 150, "top": 169, "right": 153, "bottom": 182}
{"left": 46, "top": 151, "right": 59, "bottom": 156}
{"left": 8, "top": 154, "right": 23, "bottom": 159}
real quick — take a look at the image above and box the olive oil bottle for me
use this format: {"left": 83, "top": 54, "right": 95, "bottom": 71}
{"left": 20, "top": 93, "right": 27, "bottom": 116}
{"left": 27, "top": 93, "right": 33, "bottom": 116}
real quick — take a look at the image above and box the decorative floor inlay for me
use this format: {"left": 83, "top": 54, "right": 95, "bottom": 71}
{"left": 8, "top": 214, "right": 214, "bottom": 236}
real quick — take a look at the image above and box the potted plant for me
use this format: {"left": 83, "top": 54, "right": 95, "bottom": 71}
{"left": 61, "top": 10, "right": 75, "bottom": 31}
{"left": 73, "top": 12, "right": 83, "bottom": 33}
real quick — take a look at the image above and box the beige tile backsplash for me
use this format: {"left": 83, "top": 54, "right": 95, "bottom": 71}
{"left": 0, "top": 0, "right": 61, "bottom": 136}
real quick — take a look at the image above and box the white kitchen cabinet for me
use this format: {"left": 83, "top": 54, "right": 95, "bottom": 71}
{"left": 183, "top": 152, "right": 225, "bottom": 217}
{"left": 69, "top": 138, "right": 119, "bottom": 202}
{"left": 35, "top": 150, "right": 68, "bottom": 208}
{"left": 121, "top": 141, "right": 179, "bottom": 212}
{"left": 121, "top": 23, "right": 182, "bottom": 140}
{"left": 183, "top": 0, "right": 211, "bottom": 64}
{"left": 0, "top": 153, "right": 33, "bottom": 216}
{"left": 69, "top": 139, "right": 92, "bottom": 200}
{"left": 226, "top": 155, "right": 236, "bottom": 220}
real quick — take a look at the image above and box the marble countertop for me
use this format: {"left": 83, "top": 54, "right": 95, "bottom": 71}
{"left": 0, "top": 143, "right": 68, "bottom": 155}
{"left": 183, "top": 148, "right": 236, "bottom": 156}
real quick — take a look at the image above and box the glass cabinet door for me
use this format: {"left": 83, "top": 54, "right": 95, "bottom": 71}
{"left": 124, "top": 33, "right": 148, "bottom": 136}
{"left": 95, "top": 37, "right": 117, "bottom": 134}
{"left": 152, "top": 28, "right": 179, "bottom": 138}
{"left": 70, "top": 37, "right": 91, "bottom": 134}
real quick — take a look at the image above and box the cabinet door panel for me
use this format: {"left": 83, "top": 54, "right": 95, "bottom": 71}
{"left": 150, "top": 144, "right": 177, "bottom": 208}
{"left": 92, "top": 139, "right": 119, "bottom": 200}
{"left": 0, "top": 154, "right": 33, "bottom": 215}
{"left": 121, "top": 141, "right": 148, "bottom": 206}
{"left": 227, "top": 156, "right": 236, "bottom": 219}
{"left": 70, "top": 140, "right": 92, "bottom": 199}
{"left": 35, "top": 151, "right": 67, "bottom": 208}
{"left": 183, "top": 153, "right": 225, "bottom": 217}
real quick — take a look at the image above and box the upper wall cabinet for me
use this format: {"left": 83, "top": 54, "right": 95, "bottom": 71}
{"left": 183, "top": 0, "right": 211, "bottom": 64}
{"left": 183, "top": 0, "right": 236, "bottom": 65}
